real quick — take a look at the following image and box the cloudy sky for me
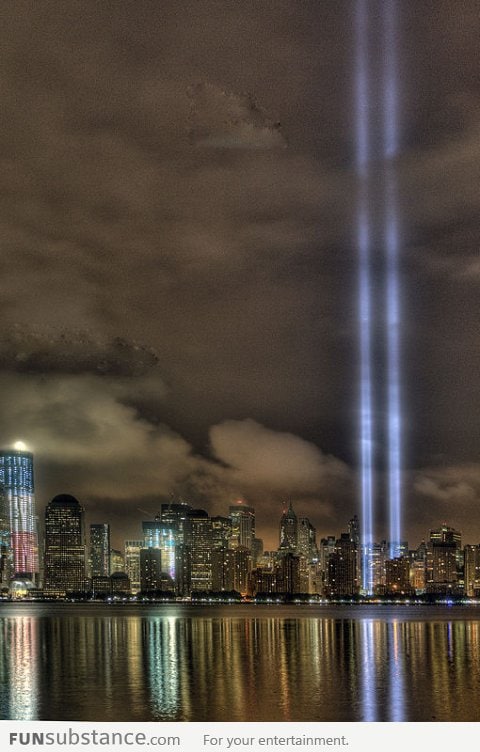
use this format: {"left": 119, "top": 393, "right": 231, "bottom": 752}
{"left": 0, "top": 0, "right": 479, "bottom": 549}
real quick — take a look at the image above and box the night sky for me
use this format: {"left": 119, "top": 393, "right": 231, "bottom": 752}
{"left": 0, "top": 1, "right": 479, "bottom": 549}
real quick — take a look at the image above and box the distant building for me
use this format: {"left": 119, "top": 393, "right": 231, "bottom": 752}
{"left": 140, "top": 548, "right": 162, "bottom": 592}
{"left": 185, "top": 510, "right": 213, "bottom": 592}
{"left": 464, "top": 545, "right": 480, "bottom": 597}
{"left": 0, "top": 448, "right": 39, "bottom": 582}
{"left": 44, "top": 494, "right": 87, "bottom": 596}
{"left": 385, "top": 557, "right": 412, "bottom": 595}
{"left": 143, "top": 518, "right": 176, "bottom": 581}
{"left": 279, "top": 502, "right": 297, "bottom": 553}
{"left": 125, "top": 539, "right": 143, "bottom": 594}
{"left": 427, "top": 525, "right": 462, "bottom": 595}
{"left": 276, "top": 552, "right": 301, "bottom": 595}
{"left": 110, "top": 548, "right": 125, "bottom": 574}
{"left": 326, "top": 533, "right": 359, "bottom": 597}
{"left": 211, "top": 516, "right": 232, "bottom": 550}
{"left": 110, "top": 571, "right": 131, "bottom": 595}
{"left": 89, "top": 524, "right": 110, "bottom": 577}
{"left": 229, "top": 502, "right": 255, "bottom": 552}
{"left": 298, "top": 517, "right": 317, "bottom": 561}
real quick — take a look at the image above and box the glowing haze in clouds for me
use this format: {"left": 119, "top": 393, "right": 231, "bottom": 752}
{"left": 0, "top": 1, "right": 479, "bottom": 548}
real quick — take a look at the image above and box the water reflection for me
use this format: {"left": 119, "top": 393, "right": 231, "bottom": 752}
{"left": 1, "top": 605, "right": 480, "bottom": 721}
{"left": 0, "top": 617, "right": 38, "bottom": 720}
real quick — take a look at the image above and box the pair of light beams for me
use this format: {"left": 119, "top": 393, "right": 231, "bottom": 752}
{"left": 356, "top": 0, "right": 402, "bottom": 592}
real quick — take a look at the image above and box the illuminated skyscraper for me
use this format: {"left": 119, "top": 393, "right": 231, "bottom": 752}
{"left": 185, "top": 509, "right": 213, "bottom": 592}
{"left": 89, "top": 523, "right": 110, "bottom": 577}
{"left": 279, "top": 502, "right": 297, "bottom": 552}
{"left": 125, "top": 539, "right": 143, "bottom": 594}
{"left": 143, "top": 517, "right": 176, "bottom": 582}
{"left": 44, "top": 494, "right": 87, "bottom": 596}
{"left": 0, "top": 447, "right": 39, "bottom": 581}
{"left": 229, "top": 502, "right": 255, "bottom": 552}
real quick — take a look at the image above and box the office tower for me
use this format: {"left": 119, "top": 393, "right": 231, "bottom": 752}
{"left": 464, "top": 545, "right": 480, "bottom": 598}
{"left": 371, "top": 540, "right": 388, "bottom": 593}
{"left": 211, "top": 547, "right": 235, "bottom": 592}
{"left": 0, "top": 447, "right": 39, "bottom": 581}
{"left": 110, "top": 548, "right": 125, "bottom": 573}
{"left": 89, "top": 523, "right": 110, "bottom": 577}
{"left": 143, "top": 517, "right": 176, "bottom": 582}
{"left": 185, "top": 509, "right": 213, "bottom": 592}
{"left": 279, "top": 502, "right": 298, "bottom": 552}
{"left": 252, "top": 537, "right": 264, "bottom": 568}
{"left": 110, "top": 571, "right": 131, "bottom": 595}
{"left": 160, "top": 502, "right": 192, "bottom": 544}
{"left": 211, "top": 516, "right": 232, "bottom": 549}
{"left": 232, "top": 547, "right": 252, "bottom": 596}
{"left": 319, "top": 535, "right": 336, "bottom": 593}
{"left": 385, "top": 557, "right": 412, "bottom": 595}
{"left": 326, "top": 533, "right": 359, "bottom": 597}
{"left": 348, "top": 515, "right": 361, "bottom": 584}
{"left": 124, "top": 540, "right": 143, "bottom": 594}
{"left": 276, "top": 552, "right": 301, "bottom": 595}
{"left": 427, "top": 524, "right": 462, "bottom": 594}
{"left": 159, "top": 502, "right": 192, "bottom": 594}
{"left": 44, "top": 494, "right": 87, "bottom": 596}
{"left": 140, "top": 548, "right": 162, "bottom": 592}
{"left": 229, "top": 502, "right": 255, "bottom": 552}
{"left": 249, "top": 567, "right": 277, "bottom": 597}
{"left": 297, "top": 517, "right": 317, "bottom": 561}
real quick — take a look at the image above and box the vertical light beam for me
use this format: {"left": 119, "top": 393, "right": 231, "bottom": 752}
{"left": 355, "top": 0, "right": 374, "bottom": 594}
{"left": 383, "top": 0, "right": 402, "bottom": 560}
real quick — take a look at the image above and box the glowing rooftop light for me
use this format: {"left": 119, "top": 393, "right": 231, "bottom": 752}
{"left": 14, "top": 441, "right": 28, "bottom": 452}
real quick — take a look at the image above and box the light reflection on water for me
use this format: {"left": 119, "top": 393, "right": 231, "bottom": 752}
{"left": 1, "top": 604, "right": 480, "bottom": 721}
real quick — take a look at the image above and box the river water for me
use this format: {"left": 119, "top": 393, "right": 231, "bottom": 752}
{"left": 1, "top": 603, "right": 479, "bottom": 721}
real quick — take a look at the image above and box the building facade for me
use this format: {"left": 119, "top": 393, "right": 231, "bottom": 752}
{"left": 89, "top": 523, "right": 110, "bottom": 577}
{"left": 0, "top": 448, "right": 39, "bottom": 582}
{"left": 44, "top": 494, "right": 87, "bottom": 596}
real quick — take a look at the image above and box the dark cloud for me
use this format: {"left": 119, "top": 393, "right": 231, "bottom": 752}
{"left": 0, "top": 1, "right": 479, "bottom": 546}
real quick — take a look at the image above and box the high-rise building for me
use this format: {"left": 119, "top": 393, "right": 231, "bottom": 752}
{"left": 385, "top": 556, "right": 412, "bottom": 595}
{"left": 143, "top": 518, "right": 176, "bottom": 582}
{"left": 89, "top": 523, "right": 110, "bottom": 577}
{"left": 125, "top": 539, "right": 143, "bottom": 594}
{"left": 140, "top": 548, "right": 162, "bottom": 592}
{"left": 229, "top": 502, "right": 255, "bottom": 552}
{"left": 279, "top": 502, "right": 297, "bottom": 553}
{"left": 298, "top": 517, "right": 317, "bottom": 561}
{"left": 185, "top": 509, "right": 213, "bottom": 592}
{"left": 326, "top": 533, "right": 359, "bottom": 597}
{"left": 427, "top": 525, "right": 462, "bottom": 594}
{"left": 464, "top": 545, "right": 480, "bottom": 598}
{"left": 211, "top": 516, "right": 232, "bottom": 549}
{"left": 110, "top": 548, "right": 125, "bottom": 573}
{"left": 44, "top": 494, "right": 87, "bottom": 596}
{"left": 0, "top": 447, "right": 39, "bottom": 581}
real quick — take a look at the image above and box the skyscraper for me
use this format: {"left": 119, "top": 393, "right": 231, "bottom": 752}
{"left": 44, "top": 494, "right": 87, "bottom": 596}
{"left": 125, "top": 539, "right": 143, "bottom": 594}
{"left": 0, "top": 447, "right": 39, "bottom": 581}
{"left": 185, "top": 509, "right": 213, "bottom": 592}
{"left": 89, "top": 523, "right": 110, "bottom": 577}
{"left": 229, "top": 502, "right": 255, "bottom": 552}
{"left": 279, "top": 502, "right": 297, "bottom": 553}
{"left": 143, "top": 517, "right": 176, "bottom": 582}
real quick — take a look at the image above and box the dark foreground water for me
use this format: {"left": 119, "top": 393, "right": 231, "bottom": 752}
{"left": 1, "top": 603, "right": 480, "bottom": 721}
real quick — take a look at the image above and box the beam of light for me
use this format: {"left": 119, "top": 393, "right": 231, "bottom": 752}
{"left": 383, "top": 0, "right": 402, "bottom": 560}
{"left": 355, "top": 0, "right": 374, "bottom": 593}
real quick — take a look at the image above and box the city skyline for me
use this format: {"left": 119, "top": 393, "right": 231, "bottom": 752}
{"left": 0, "top": 2, "right": 478, "bottom": 554}
{"left": 3, "top": 444, "right": 480, "bottom": 602}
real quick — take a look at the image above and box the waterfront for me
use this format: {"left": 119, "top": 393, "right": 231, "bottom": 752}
{"left": 1, "top": 603, "right": 480, "bottom": 722}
